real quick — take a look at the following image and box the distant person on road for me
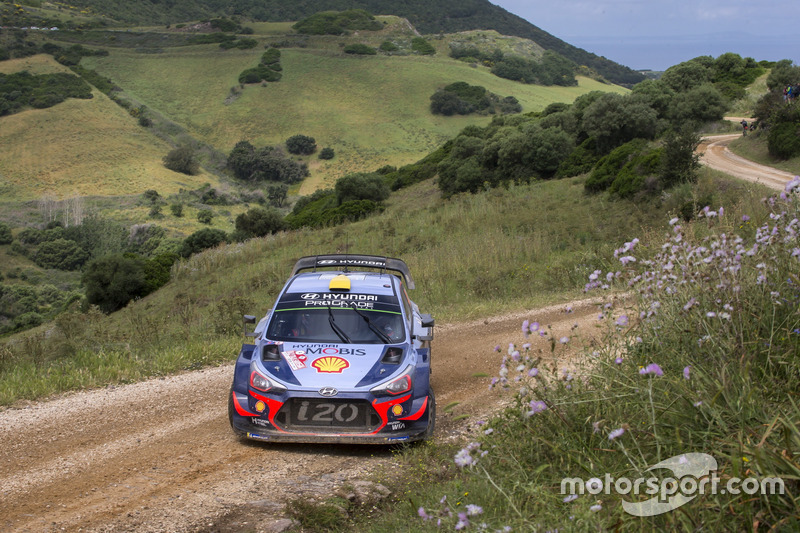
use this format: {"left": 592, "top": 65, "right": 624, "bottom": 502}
{"left": 740, "top": 119, "right": 748, "bottom": 136}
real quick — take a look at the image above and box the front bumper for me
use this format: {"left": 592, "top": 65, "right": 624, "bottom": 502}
{"left": 230, "top": 389, "right": 432, "bottom": 444}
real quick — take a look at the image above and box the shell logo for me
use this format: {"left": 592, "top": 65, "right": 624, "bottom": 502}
{"left": 312, "top": 356, "right": 350, "bottom": 373}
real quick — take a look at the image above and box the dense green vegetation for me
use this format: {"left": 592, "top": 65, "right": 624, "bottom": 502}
{"left": 292, "top": 9, "right": 382, "bottom": 35}
{"left": 429, "top": 81, "right": 521, "bottom": 116}
{"left": 0, "top": 70, "right": 92, "bottom": 115}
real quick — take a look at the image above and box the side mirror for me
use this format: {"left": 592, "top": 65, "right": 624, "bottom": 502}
{"left": 420, "top": 314, "right": 434, "bottom": 328}
{"left": 243, "top": 315, "right": 257, "bottom": 338}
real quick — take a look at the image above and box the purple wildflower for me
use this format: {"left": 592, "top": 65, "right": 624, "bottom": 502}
{"left": 683, "top": 366, "right": 691, "bottom": 380}
{"left": 559, "top": 336, "right": 570, "bottom": 344}
{"left": 615, "top": 357, "right": 623, "bottom": 364}
{"left": 615, "top": 315, "right": 629, "bottom": 327}
{"left": 563, "top": 494, "right": 578, "bottom": 503}
{"left": 466, "top": 504, "right": 483, "bottom": 516}
{"left": 639, "top": 363, "right": 664, "bottom": 376}
{"left": 527, "top": 400, "right": 548, "bottom": 416}
{"left": 418, "top": 507, "right": 431, "bottom": 520}
{"left": 608, "top": 427, "right": 625, "bottom": 440}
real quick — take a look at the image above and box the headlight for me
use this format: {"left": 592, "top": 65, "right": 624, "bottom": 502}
{"left": 249, "top": 363, "right": 286, "bottom": 393}
{"left": 371, "top": 365, "right": 413, "bottom": 395}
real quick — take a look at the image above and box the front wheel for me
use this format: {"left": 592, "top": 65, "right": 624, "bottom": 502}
{"left": 422, "top": 388, "right": 436, "bottom": 439}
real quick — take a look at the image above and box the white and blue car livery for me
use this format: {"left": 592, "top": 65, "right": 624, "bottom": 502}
{"left": 229, "top": 254, "right": 435, "bottom": 443}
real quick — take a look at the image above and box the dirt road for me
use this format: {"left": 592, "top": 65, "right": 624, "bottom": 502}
{"left": 0, "top": 298, "right": 604, "bottom": 533}
{"left": 699, "top": 133, "right": 796, "bottom": 191}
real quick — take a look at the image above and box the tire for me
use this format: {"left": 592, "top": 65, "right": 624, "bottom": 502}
{"left": 228, "top": 387, "right": 247, "bottom": 439}
{"left": 423, "top": 388, "right": 436, "bottom": 439}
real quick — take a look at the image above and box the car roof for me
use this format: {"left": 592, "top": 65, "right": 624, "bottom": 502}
{"left": 284, "top": 271, "right": 400, "bottom": 297}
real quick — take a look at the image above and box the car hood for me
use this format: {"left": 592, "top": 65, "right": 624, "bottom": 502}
{"left": 268, "top": 342, "right": 406, "bottom": 389}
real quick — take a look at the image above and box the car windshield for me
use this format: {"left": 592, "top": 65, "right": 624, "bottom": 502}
{"left": 266, "top": 307, "right": 405, "bottom": 344}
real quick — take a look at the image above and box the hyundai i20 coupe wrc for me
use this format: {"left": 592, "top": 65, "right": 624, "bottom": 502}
{"left": 228, "top": 254, "right": 435, "bottom": 444}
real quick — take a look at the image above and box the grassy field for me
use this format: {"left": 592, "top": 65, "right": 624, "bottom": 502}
{"left": 0, "top": 55, "right": 218, "bottom": 203}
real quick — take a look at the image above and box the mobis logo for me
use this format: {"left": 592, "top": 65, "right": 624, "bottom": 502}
{"left": 305, "top": 347, "right": 366, "bottom": 356}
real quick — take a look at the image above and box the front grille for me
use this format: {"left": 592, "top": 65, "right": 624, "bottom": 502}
{"left": 276, "top": 398, "right": 382, "bottom": 433}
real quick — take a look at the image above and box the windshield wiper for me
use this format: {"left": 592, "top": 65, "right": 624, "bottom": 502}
{"left": 327, "top": 305, "right": 352, "bottom": 343}
{"left": 349, "top": 302, "right": 392, "bottom": 344}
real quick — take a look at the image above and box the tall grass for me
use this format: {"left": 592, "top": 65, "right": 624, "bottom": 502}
{"left": 363, "top": 178, "right": 800, "bottom": 532}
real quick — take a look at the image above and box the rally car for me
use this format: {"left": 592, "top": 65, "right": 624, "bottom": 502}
{"left": 228, "top": 254, "right": 435, "bottom": 444}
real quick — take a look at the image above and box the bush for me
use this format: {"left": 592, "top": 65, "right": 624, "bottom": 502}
{"left": 179, "top": 228, "right": 227, "bottom": 257}
{"left": 32, "top": 238, "right": 89, "bottom": 270}
{"left": 379, "top": 41, "right": 398, "bottom": 53}
{"left": 585, "top": 139, "right": 650, "bottom": 193}
{"left": 319, "top": 147, "right": 335, "bottom": 160}
{"left": 170, "top": 204, "right": 184, "bottom": 217}
{"left": 292, "top": 9, "right": 382, "bottom": 35}
{"left": 0, "top": 222, "right": 12, "bottom": 245}
{"left": 234, "top": 207, "right": 286, "bottom": 239}
{"left": 335, "top": 172, "right": 390, "bottom": 204}
{"left": 163, "top": 146, "right": 199, "bottom": 175}
{"left": 767, "top": 122, "right": 800, "bottom": 159}
{"left": 286, "top": 134, "right": 317, "bottom": 155}
{"left": 344, "top": 43, "right": 377, "bottom": 55}
{"left": 82, "top": 254, "right": 147, "bottom": 313}
{"left": 197, "top": 209, "right": 214, "bottom": 224}
{"left": 411, "top": 37, "right": 435, "bottom": 55}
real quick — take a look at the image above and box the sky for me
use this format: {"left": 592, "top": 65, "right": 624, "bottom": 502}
{"left": 490, "top": 0, "right": 800, "bottom": 71}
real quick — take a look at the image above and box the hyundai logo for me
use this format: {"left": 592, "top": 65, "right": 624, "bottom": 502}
{"left": 318, "top": 387, "right": 338, "bottom": 397}
{"left": 301, "top": 293, "right": 320, "bottom": 299}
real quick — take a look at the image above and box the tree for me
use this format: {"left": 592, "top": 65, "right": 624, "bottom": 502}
{"left": 660, "top": 127, "right": 701, "bottom": 187}
{"left": 667, "top": 84, "right": 726, "bottom": 126}
{"left": 582, "top": 93, "right": 658, "bottom": 152}
{"left": 267, "top": 184, "right": 288, "bottom": 207}
{"left": 661, "top": 61, "right": 711, "bottom": 92}
{"left": 163, "top": 145, "right": 200, "bottom": 175}
{"left": 82, "top": 254, "right": 147, "bottom": 313}
{"left": 285, "top": 134, "right": 317, "bottom": 155}
{"left": 235, "top": 207, "right": 286, "bottom": 238}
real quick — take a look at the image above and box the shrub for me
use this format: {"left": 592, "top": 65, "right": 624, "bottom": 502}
{"left": 197, "top": 209, "right": 214, "bottom": 224}
{"left": 163, "top": 146, "right": 199, "bottom": 175}
{"left": 0, "top": 222, "right": 12, "bottom": 245}
{"left": 585, "top": 139, "right": 650, "bottom": 193}
{"left": 170, "top": 204, "right": 184, "bottom": 217}
{"left": 767, "top": 122, "right": 800, "bottom": 159}
{"left": 379, "top": 41, "right": 398, "bottom": 53}
{"left": 286, "top": 134, "right": 317, "bottom": 155}
{"left": 335, "top": 172, "right": 390, "bottom": 204}
{"left": 319, "top": 147, "right": 335, "bottom": 160}
{"left": 411, "top": 37, "right": 435, "bottom": 55}
{"left": 234, "top": 207, "right": 286, "bottom": 239}
{"left": 82, "top": 254, "right": 147, "bottom": 313}
{"left": 32, "top": 238, "right": 89, "bottom": 270}
{"left": 179, "top": 228, "right": 227, "bottom": 258}
{"left": 343, "top": 43, "right": 377, "bottom": 55}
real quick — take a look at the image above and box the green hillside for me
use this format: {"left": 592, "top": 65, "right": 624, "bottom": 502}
{"left": 0, "top": 0, "right": 645, "bottom": 86}
{"left": 1, "top": 20, "right": 626, "bottom": 206}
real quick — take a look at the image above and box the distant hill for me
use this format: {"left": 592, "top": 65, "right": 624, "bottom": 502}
{"left": 29, "top": 0, "right": 645, "bottom": 86}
